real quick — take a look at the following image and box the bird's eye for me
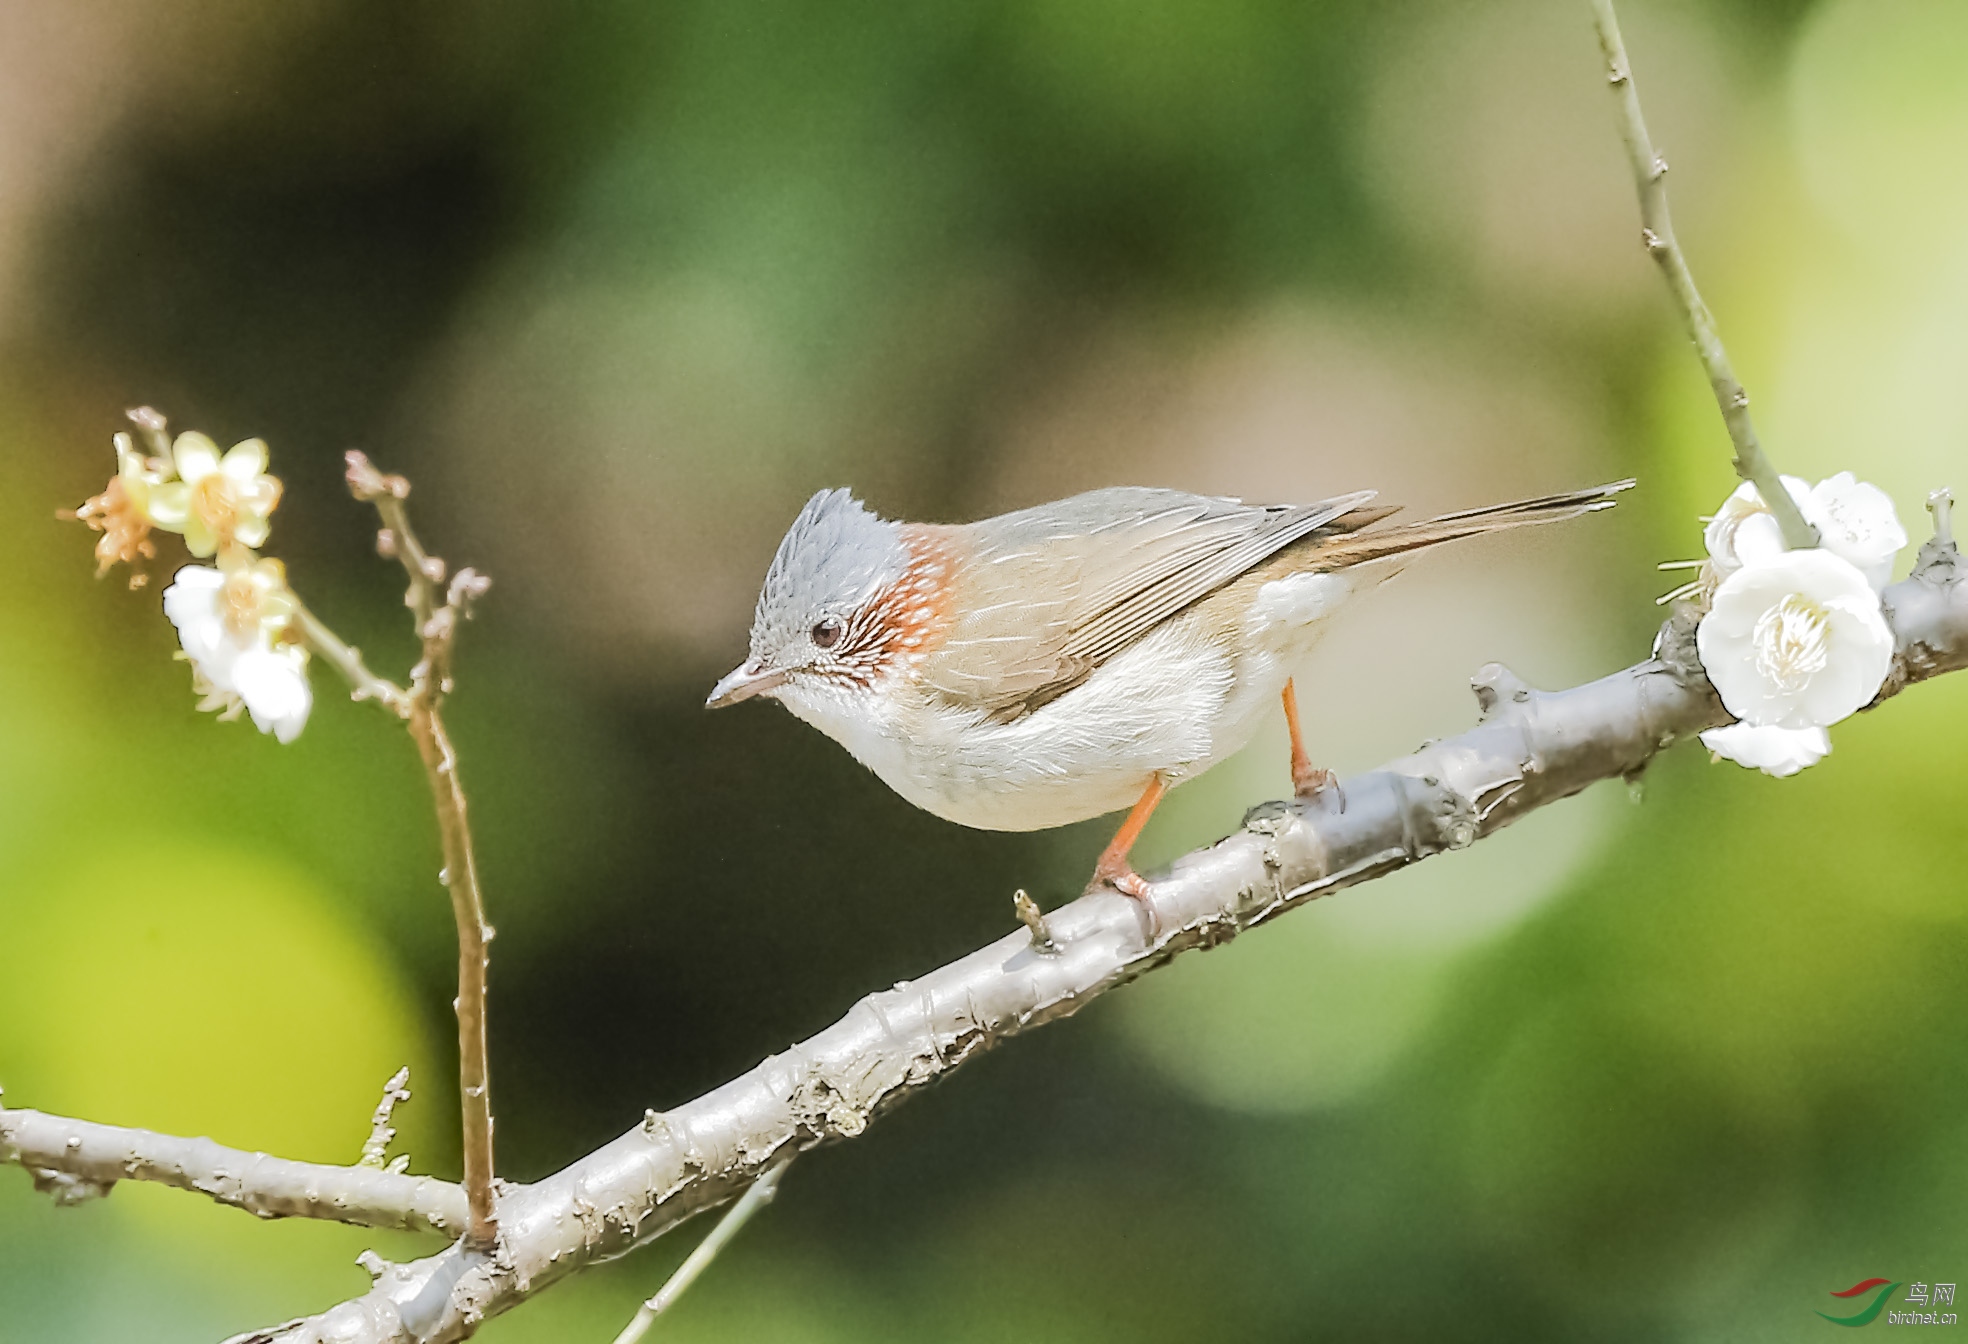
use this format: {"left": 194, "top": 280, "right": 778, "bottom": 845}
{"left": 811, "top": 617, "right": 844, "bottom": 650}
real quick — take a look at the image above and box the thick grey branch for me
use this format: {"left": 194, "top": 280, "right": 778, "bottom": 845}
{"left": 1588, "top": 0, "right": 1817, "bottom": 549}
{"left": 0, "top": 1106, "right": 465, "bottom": 1235}
{"left": 227, "top": 540, "right": 1966, "bottom": 1344}
{"left": 1882, "top": 503, "right": 1968, "bottom": 695}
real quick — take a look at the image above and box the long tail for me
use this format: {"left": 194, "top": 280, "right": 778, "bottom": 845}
{"left": 1312, "top": 479, "right": 1635, "bottom": 568}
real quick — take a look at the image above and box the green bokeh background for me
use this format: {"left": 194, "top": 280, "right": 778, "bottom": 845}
{"left": 2, "top": 0, "right": 1964, "bottom": 1339}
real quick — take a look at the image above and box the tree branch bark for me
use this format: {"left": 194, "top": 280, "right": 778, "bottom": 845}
{"left": 610, "top": 1156, "right": 792, "bottom": 1344}
{"left": 0, "top": 1105, "right": 466, "bottom": 1235}
{"left": 192, "top": 536, "right": 1963, "bottom": 1344}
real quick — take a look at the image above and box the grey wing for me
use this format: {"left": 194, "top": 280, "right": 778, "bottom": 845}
{"left": 922, "top": 486, "right": 1379, "bottom": 717}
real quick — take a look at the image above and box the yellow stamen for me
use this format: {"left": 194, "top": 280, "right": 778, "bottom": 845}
{"left": 192, "top": 471, "right": 240, "bottom": 549}
{"left": 1752, "top": 593, "right": 1831, "bottom": 692}
{"left": 222, "top": 567, "right": 265, "bottom": 638}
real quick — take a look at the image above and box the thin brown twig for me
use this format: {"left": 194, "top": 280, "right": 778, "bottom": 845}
{"left": 1587, "top": 0, "right": 1818, "bottom": 549}
{"left": 346, "top": 449, "right": 500, "bottom": 1252}
{"left": 290, "top": 598, "right": 412, "bottom": 715}
{"left": 408, "top": 695, "right": 498, "bottom": 1250}
{"left": 346, "top": 450, "right": 441, "bottom": 629}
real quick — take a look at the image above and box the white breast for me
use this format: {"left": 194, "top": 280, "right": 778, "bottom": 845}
{"left": 773, "top": 569, "right": 1360, "bottom": 832}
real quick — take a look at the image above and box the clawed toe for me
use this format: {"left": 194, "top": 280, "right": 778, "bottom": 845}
{"left": 1086, "top": 862, "right": 1161, "bottom": 937}
{"left": 1086, "top": 855, "right": 1150, "bottom": 898}
{"left": 1293, "top": 765, "right": 1340, "bottom": 801}
{"left": 1084, "top": 775, "right": 1168, "bottom": 936}
{"left": 1282, "top": 680, "right": 1341, "bottom": 807}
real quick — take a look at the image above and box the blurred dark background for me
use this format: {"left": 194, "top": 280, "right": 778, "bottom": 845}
{"left": 3, "top": 0, "right": 1966, "bottom": 1339}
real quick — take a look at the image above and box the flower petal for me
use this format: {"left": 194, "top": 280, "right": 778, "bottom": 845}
{"left": 1696, "top": 547, "right": 1892, "bottom": 729}
{"left": 237, "top": 475, "right": 282, "bottom": 514}
{"left": 220, "top": 438, "right": 269, "bottom": 481}
{"left": 1732, "top": 513, "right": 1787, "bottom": 568}
{"left": 162, "top": 566, "right": 245, "bottom": 691}
{"left": 145, "top": 481, "right": 191, "bottom": 531}
{"left": 232, "top": 646, "right": 312, "bottom": 742}
{"left": 1700, "top": 723, "right": 1830, "bottom": 777}
{"left": 234, "top": 515, "right": 271, "bottom": 549}
{"left": 1703, "top": 477, "right": 1811, "bottom": 572}
{"left": 1802, "top": 472, "right": 1906, "bottom": 592}
{"left": 182, "top": 510, "right": 218, "bottom": 558}
{"left": 172, "top": 432, "right": 222, "bottom": 484}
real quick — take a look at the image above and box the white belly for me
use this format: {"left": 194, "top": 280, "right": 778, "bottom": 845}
{"left": 778, "top": 570, "right": 1357, "bottom": 831}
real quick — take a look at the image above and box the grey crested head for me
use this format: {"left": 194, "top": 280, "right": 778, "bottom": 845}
{"left": 706, "top": 487, "right": 908, "bottom": 709}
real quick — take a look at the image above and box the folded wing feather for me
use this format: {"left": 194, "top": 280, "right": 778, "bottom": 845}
{"left": 919, "top": 486, "right": 1386, "bottom": 719}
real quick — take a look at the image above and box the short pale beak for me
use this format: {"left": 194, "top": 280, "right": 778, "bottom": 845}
{"left": 706, "top": 663, "right": 790, "bottom": 709}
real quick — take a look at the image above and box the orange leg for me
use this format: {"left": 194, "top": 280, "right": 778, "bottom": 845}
{"left": 1090, "top": 774, "right": 1168, "bottom": 903}
{"left": 1282, "top": 678, "right": 1337, "bottom": 799}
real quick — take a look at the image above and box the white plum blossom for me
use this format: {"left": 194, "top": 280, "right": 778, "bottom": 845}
{"left": 68, "top": 417, "right": 315, "bottom": 741}
{"left": 145, "top": 432, "right": 283, "bottom": 559}
{"left": 162, "top": 561, "right": 312, "bottom": 743}
{"left": 1701, "top": 473, "right": 1906, "bottom": 591}
{"left": 1704, "top": 476, "right": 1808, "bottom": 576}
{"left": 1800, "top": 471, "right": 1906, "bottom": 591}
{"left": 67, "top": 436, "right": 172, "bottom": 580}
{"left": 1690, "top": 471, "right": 1905, "bottom": 777}
{"left": 1696, "top": 548, "right": 1893, "bottom": 730}
{"left": 1698, "top": 722, "right": 1831, "bottom": 778}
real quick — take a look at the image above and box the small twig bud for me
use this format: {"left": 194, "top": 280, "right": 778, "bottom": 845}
{"left": 1928, "top": 488, "right": 1954, "bottom": 549}
{"left": 1013, "top": 890, "right": 1058, "bottom": 954}
{"left": 376, "top": 528, "right": 398, "bottom": 558}
{"left": 344, "top": 449, "right": 410, "bottom": 503}
{"left": 123, "top": 406, "right": 172, "bottom": 458}
{"left": 1912, "top": 487, "right": 1962, "bottom": 582}
{"left": 447, "top": 568, "right": 492, "bottom": 617}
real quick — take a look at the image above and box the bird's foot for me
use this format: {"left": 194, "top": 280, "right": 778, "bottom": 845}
{"left": 1293, "top": 763, "right": 1342, "bottom": 805}
{"left": 1089, "top": 858, "right": 1161, "bottom": 939}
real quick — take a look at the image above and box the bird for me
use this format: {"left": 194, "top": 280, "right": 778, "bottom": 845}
{"left": 707, "top": 479, "right": 1631, "bottom": 909}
